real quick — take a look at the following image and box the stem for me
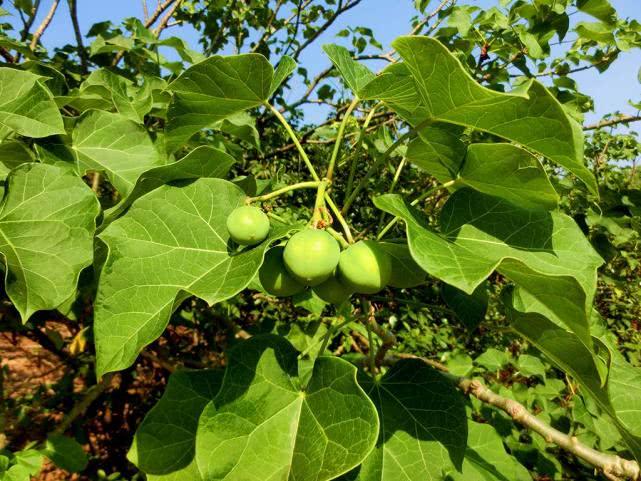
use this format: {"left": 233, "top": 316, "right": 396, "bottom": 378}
{"left": 377, "top": 156, "right": 407, "bottom": 229}
{"left": 311, "top": 180, "right": 329, "bottom": 226}
{"left": 326, "top": 227, "right": 350, "bottom": 249}
{"left": 326, "top": 97, "right": 359, "bottom": 181}
{"left": 376, "top": 180, "right": 456, "bottom": 240}
{"left": 267, "top": 102, "right": 320, "bottom": 181}
{"left": 324, "top": 194, "right": 354, "bottom": 243}
{"left": 30, "top": 0, "right": 60, "bottom": 50}
{"left": 246, "top": 181, "right": 322, "bottom": 203}
{"left": 345, "top": 103, "right": 381, "bottom": 201}
{"left": 342, "top": 129, "right": 417, "bottom": 215}
{"left": 53, "top": 373, "right": 113, "bottom": 435}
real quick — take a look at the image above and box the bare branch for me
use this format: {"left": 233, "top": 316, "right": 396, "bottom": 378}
{"left": 584, "top": 115, "right": 641, "bottom": 131}
{"left": 153, "top": 0, "right": 183, "bottom": 36}
{"left": 111, "top": 0, "right": 178, "bottom": 66}
{"left": 29, "top": 0, "right": 60, "bottom": 51}
{"left": 142, "top": 0, "right": 149, "bottom": 22}
{"left": 0, "top": 46, "right": 15, "bottom": 63}
{"left": 290, "top": 0, "right": 363, "bottom": 60}
{"left": 19, "top": 0, "right": 41, "bottom": 43}
{"left": 67, "top": 0, "right": 88, "bottom": 73}
{"left": 389, "top": 353, "right": 641, "bottom": 481}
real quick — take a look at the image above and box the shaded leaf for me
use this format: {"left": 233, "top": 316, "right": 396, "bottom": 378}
{"left": 353, "top": 359, "right": 467, "bottom": 480}
{"left": 269, "top": 55, "right": 297, "bottom": 96}
{"left": 43, "top": 435, "right": 88, "bottom": 473}
{"left": 459, "top": 143, "right": 559, "bottom": 210}
{"left": 405, "top": 123, "right": 466, "bottom": 183}
{"left": 379, "top": 242, "right": 427, "bottom": 288}
{"left": 129, "top": 369, "right": 223, "bottom": 481}
{"left": 195, "top": 335, "right": 379, "bottom": 481}
{"left": 441, "top": 282, "right": 488, "bottom": 330}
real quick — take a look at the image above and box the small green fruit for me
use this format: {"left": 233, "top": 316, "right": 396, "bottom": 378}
{"left": 313, "top": 275, "right": 352, "bottom": 305}
{"left": 283, "top": 229, "right": 340, "bottom": 286}
{"left": 259, "top": 247, "right": 305, "bottom": 297}
{"left": 338, "top": 240, "right": 392, "bottom": 294}
{"left": 226, "top": 205, "right": 270, "bottom": 246}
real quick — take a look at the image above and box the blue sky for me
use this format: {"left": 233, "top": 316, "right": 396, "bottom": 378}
{"left": 3, "top": 0, "right": 640, "bottom": 126}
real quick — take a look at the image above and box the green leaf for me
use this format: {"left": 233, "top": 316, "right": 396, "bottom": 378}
{"left": 517, "top": 354, "right": 547, "bottom": 379}
{"left": 322, "top": 44, "right": 375, "bottom": 95}
{"left": 0, "top": 164, "right": 99, "bottom": 321}
{"left": 475, "top": 348, "right": 510, "bottom": 371}
{"left": 0, "top": 68, "right": 65, "bottom": 139}
{"left": 441, "top": 282, "right": 488, "bottom": 330}
{"left": 43, "top": 434, "right": 88, "bottom": 473}
{"left": 166, "top": 54, "right": 273, "bottom": 152}
{"left": 444, "top": 421, "right": 531, "bottom": 481}
{"left": 94, "top": 178, "right": 292, "bottom": 375}
{"left": 0, "top": 450, "right": 43, "bottom": 481}
{"left": 104, "top": 146, "right": 235, "bottom": 222}
{"left": 0, "top": 140, "right": 35, "bottom": 180}
{"left": 72, "top": 110, "right": 164, "bottom": 198}
{"left": 352, "top": 359, "right": 467, "bottom": 480}
{"left": 505, "top": 289, "right": 641, "bottom": 460}
{"left": 405, "top": 123, "right": 466, "bottom": 183}
{"left": 390, "top": 37, "right": 596, "bottom": 195}
{"left": 577, "top": 0, "right": 617, "bottom": 24}
{"left": 195, "top": 335, "right": 379, "bottom": 481}
{"left": 374, "top": 189, "right": 603, "bottom": 350}
{"left": 129, "top": 369, "right": 223, "bottom": 481}
{"left": 269, "top": 55, "right": 297, "bottom": 96}
{"left": 379, "top": 242, "right": 427, "bottom": 288}
{"left": 459, "top": 143, "right": 559, "bottom": 210}
{"left": 575, "top": 21, "right": 616, "bottom": 43}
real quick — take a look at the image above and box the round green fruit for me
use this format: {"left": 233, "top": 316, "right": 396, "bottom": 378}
{"left": 313, "top": 275, "right": 352, "bottom": 305}
{"left": 338, "top": 240, "right": 392, "bottom": 294}
{"left": 259, "top": 247, "right": 305, "bottom": 297}
{"left": 283, "top": 229, "right": 340, "bottom": 286}
{"left": 226, "top": 205, "right": 270, "bottom": 246}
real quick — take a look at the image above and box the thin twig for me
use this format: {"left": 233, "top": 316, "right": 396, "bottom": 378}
{"left": 153, "top": 0, "right": 183, "bottom": 37}
{"left": 29, "top": 0, "right": 60, "bottom": 50}
{"left": 67, "top": 0, "right": 88, "bottom": 73}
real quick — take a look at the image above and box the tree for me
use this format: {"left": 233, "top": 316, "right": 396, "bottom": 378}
{"left": 0, "top": 0, "right": 640, "bottom": 480}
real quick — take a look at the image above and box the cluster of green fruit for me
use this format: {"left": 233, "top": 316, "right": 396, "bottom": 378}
{"left": 226, "top": 205, "right": 397, "bottom": 305}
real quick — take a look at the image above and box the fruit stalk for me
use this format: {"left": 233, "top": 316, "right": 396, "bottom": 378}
{"left": 246, "top": 181, "right": 323, "bottom": 203}
{"left": 326, "top": 97, "right": 360, "bottom": 182}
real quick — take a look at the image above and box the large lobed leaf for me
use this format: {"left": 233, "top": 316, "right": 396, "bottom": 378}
{"left": 0, "top": 67, "right": 65, "bottom": 139}
{"left": 94, "top": 178, "right": 292, "bottom": 376}
{"left": 0, "top": 164, "right": 99, "bottom": 321}
{"left": 375, "top": 189, "right": 603, "bottom": 350}
{"left": 362, "top": 37, "right": 596, "bottom": 195}
{"left": 195, "top": 336, "right": 379, "bottom": 481}
{"left": 165, "top": 54, "right": 274, "bottom": 152}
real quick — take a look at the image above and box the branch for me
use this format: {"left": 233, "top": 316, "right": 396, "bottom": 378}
{"left": 67, "top": 0, "right": 88, "bottom": 73}
{"left": 153, "top": 0, "right": 184, "bottom": 37}
{"left": 390, "top": 353, "right": 641, "bottom": 481}
{"left": 290, "top": 0, "right": 363, "bottom": 60}
{"left": 250, "top": 0, "right": 285, "bottom": 53}
{"left": 53, "top": 373, "right": 114, "bottom": 435}
{"left": 111, "top": 0, "right": 178, "bottom": 66}
{"left": 0, "top": 46, "right": 15, "bottom": 63}
{"left": 29, "top": 0, "right": 60, "bottom": 51}
{"left": 584, "top": 115, "right": 641, "bottom": 131}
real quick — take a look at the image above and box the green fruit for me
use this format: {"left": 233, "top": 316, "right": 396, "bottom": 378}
{"left": 283, "top": 229, "right": 340, "bottom": 286}
{"left": 259, "top": 247, "right": 305, "bottom": 297}
{"left": 313, "top": 275, "right": 352, "bottom": 305}
{"left": 226, "top": 205, "right": 270, "bottom": 246}
{"left": 338, "top": 240, "right": 392, "bottom": 294}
